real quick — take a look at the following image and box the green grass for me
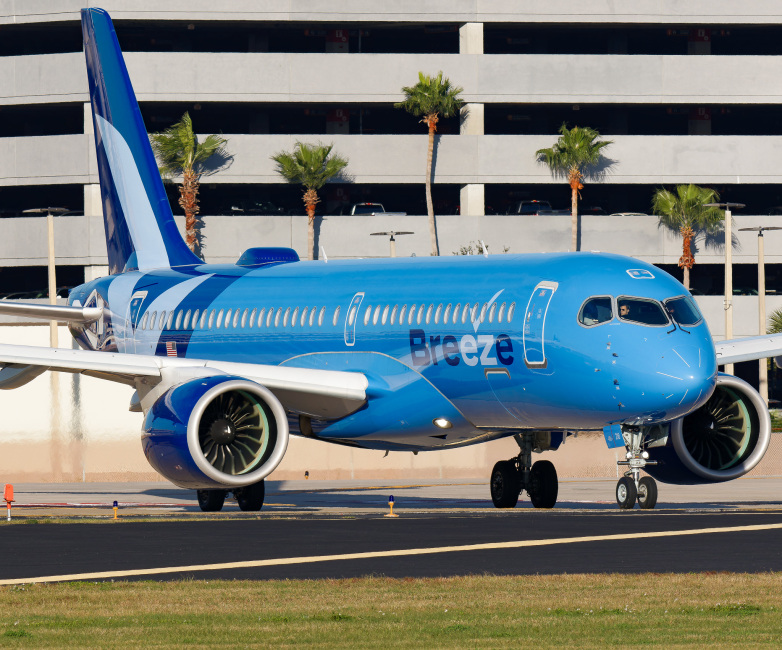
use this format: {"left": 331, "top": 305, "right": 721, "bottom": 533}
{"left": 2, "top": 574, "right": 782, "bottom": 647}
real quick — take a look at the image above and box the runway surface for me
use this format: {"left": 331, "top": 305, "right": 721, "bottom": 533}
{"left": 1, "top": 478, "right": 782, "bottom": 583}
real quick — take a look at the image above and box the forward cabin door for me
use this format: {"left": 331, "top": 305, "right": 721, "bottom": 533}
{"left": 522, "top": 281, "right": 558, "bottom": 369}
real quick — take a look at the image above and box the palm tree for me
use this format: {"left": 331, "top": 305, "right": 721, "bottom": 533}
{"left": 272, "top": 142, "right": 348, "bottom": 261}
{"left": 150, "top": 112, "right": 228, "bottom": 258}
{"left": 395, "top": 71, "right": 464, "bottom": 256}
{"left": 535, "top": 124, "right": 612, "bottom": 252}
{"left": 769, "top": 308, "right": 782, "bottom": 334}
{"left": 652, "top": 184, "right": 724, "bottom": 290}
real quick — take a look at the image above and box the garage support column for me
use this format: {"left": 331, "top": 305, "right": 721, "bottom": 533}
{"left": 460, "top": 184, "right": 485, "bottom": 217}
{"left": 459, "top": 24, "right": 486, "bottom": 217}
{"left": 459, "top": 22, "right": 483, "bottom": 54}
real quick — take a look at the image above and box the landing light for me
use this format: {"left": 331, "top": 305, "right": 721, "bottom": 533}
{"left": 433, "top": 418, "right": 453, "bottom": 429}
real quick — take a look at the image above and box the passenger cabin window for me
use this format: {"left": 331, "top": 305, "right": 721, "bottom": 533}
{"left": 579, "top": 297, "right": 613, "bottom": 327}
{"left": 665, "top": 296, "right": 703, "bottom": 327}
{"left": 618, "top": 297, "right": 669, "bottom": 326}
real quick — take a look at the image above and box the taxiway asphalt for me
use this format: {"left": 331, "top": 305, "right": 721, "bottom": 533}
{"left": 0, "top": 478, "right": 781, "bottom": 583}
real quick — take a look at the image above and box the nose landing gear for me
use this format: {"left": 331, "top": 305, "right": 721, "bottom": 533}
{"left": 616, "top": 426, "right": 659, "bottom": 509}
{"left": 490, "top": 432, "right": 559, "bottom": 509}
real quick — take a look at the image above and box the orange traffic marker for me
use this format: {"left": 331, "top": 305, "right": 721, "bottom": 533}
{"left": 4, "top": 484, "right": 13, "bottom": 522}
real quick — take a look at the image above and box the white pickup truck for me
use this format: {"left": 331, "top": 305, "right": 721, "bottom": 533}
{"left": 349, "top": 202, "right": 407, "bottom": 216}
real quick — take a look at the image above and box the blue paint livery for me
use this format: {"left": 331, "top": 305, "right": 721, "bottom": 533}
{"left": 46, "top": 9, "right": 772, "bottom": 505}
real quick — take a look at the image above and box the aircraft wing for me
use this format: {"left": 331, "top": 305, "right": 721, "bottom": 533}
{"left": 715, "top": 334, "right": 782, "bottom": 365}
{"left": 0, "top": 343, "right": 368, "bottom": 419}
{"left": 0, "top": 301, "right": 102, "bottom": 323}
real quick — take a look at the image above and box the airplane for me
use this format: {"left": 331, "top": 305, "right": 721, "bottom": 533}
{"left": 1, "top": 7, "right": 780, "bottom": 512}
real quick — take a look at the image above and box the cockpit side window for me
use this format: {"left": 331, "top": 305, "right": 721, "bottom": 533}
{"left": 618, "top": 297, "right": 669, "bottom": 326}
{"left": 578, "top": 296, "right": 613, "bottom": 327}
{"left": 665, "top": 296, "right": 703, "bottom": 326}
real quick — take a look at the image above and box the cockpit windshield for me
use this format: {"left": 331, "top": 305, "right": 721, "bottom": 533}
{"left": 578, "top": 296, "right": 613, "bottom": 327}
{"left": 665, "top": 296, "right": 703, "bottom": 327}
{"left": 617, "top": 297, "right": 669, "bottom": 326}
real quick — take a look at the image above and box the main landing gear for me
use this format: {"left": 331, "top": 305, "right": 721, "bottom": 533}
{"left": 616, "top": 426, "right": 659, "bottom": 510}
{"left": 490, "top": 432, "right": 558, "bottom": 509}
{"left": 196, "top": 479, "right": 266, "bottom": 512}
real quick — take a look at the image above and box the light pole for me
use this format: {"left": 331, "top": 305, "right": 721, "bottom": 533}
{"left": 738, "top": 225, "right": 782, "bottom": 404}
{"left": 370, "top": 231, "right": 414, "bottom": 258}
{"left": 22, "top": 207, "right": 67, "bottom": 480}
{"left": 22, "top": 207, "right": 67, "bottom": 348}
{"left": 704, "top": 201, "right": 745, "bottom": 375}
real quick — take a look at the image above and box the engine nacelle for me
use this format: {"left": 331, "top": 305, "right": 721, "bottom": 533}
{"left": 645, "top": 374, "right": 771, "bottom": 484}
{"left": 141, "top": 375, "right": 289, "bottom": 489}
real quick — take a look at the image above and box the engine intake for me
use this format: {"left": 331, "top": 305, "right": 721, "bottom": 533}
{"left": 646, "top": 374, "right": 771, "bottom": 484}
{"left": 142, "top": 376, "right": 289, "bottom": 489}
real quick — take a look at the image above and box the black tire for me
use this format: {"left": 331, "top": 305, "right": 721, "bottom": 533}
{"left": 490, "top": 460, "right": 521, "bottom": 508}
{"left": 637, "top": 476, "right": 658, "bottom": 510}
{"left": 528, "top": 460, "right": 558, "bottom": 509}
{"left": 235, "top": 480, "right": 265, "bottom": 512}
{"left": 616, "top": 477, "right": 637, "bottom": 510}
{"left": 197, "top": 489, "right": 226, "bottom": 512}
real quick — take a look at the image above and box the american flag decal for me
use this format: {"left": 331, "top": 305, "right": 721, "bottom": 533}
{"left": 165, "top": 341, "right": 177, "bottom": 357}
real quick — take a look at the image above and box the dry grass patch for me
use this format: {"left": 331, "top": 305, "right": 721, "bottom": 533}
{"left": 1, "top": 573, "right": 781, "bottom": 647}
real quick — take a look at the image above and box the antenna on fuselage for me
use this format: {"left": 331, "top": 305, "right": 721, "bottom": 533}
{"left": 320, "top": 245, "right": 328, "bottom": 262}
{"left": 480, "top": 240, "right": 489, "bottom": 257}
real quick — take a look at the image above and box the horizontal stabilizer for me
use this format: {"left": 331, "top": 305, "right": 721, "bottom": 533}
{"left": 0, "top": 302, "right": 102, "bottom": 323}
{"left": 715, "top": 334, "right": 782, "bottom": 365}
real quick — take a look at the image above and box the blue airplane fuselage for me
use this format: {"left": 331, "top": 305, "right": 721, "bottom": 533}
{"left": 68, "top": 251, "right": 718, "bottom": 450}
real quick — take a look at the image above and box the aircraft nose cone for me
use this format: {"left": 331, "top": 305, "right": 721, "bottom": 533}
{"left": 655, "top": 344, "right": 717, "bottom": 416}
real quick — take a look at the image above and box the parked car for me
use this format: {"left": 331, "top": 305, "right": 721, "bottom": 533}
{"left": 342, "top": 202, "right": 407, "bottom": 216}
{"left": 507, "top": 200, "right": 552, "bottom": 215}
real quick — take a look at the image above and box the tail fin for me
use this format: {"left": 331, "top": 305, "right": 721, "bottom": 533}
{"left": 81, "top": 8, "right": 202, "bottom": 275}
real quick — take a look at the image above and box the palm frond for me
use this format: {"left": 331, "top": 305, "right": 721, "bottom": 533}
{"left": 150, "top": 112, "right": 228, "bottom": 176}
{"left": 652, "top": 184, "right": 723, "bottom": 231}
{"left": 395, "top": 71, "right": 464, "bottom": 119}
{"left": 535, "top": 123, "right": 612, "bottom": 177}
{"left": 769, "top": 308, "right": 782, "bottom": 334}
{"left": 271, "top": 142, "right": 349, "bottom": 191}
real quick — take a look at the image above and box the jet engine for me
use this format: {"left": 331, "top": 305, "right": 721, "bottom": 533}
{"left": 645, "top": 374, "right": 771, "bottom": 484}
{"left": 141, "top": 375, "right": 289, "bottom": 489}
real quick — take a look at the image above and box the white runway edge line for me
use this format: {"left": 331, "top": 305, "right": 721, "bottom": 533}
{"left": 2, "top": 522, "right": 782, "bottom": 585}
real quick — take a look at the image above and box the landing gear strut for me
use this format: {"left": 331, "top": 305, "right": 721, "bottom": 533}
{"left": 490, "top": 432, "right": 558, "bottom": 509}
{"left": 616, "top": 426, "right": 659, "bottom": 510}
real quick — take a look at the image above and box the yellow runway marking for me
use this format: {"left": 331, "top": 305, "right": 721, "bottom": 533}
{"left": 2, "top": 522, "right": 781, "bottom": 585}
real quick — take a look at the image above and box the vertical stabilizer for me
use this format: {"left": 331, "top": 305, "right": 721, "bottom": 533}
{"left": 81, "top": 8, "right": 202, "bottom": 275}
